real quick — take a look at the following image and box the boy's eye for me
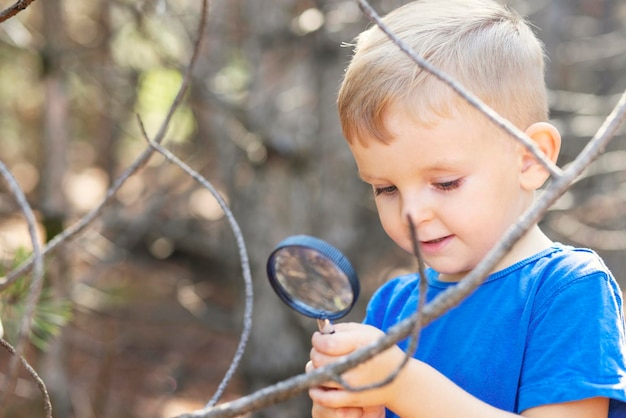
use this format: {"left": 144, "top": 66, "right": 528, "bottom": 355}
{"left": 373, "top": 185, "right": 397, "bottom": 196}
{"left": 435, "top": 179, "right": 462, "bottom": 191}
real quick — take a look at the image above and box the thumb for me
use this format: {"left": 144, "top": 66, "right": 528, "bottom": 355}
{"left": 312, "top": 323, "right": 384, "bottom": 356}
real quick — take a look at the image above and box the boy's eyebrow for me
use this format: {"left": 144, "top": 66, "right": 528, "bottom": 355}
{"left": 358, "top": 172, "right": 369, "bottom": 181}
{"left": 357, "top": 172, "right": 378, "bottom": 183}
{"left": 357, "top": 159, "right": 466, "bottom": 183}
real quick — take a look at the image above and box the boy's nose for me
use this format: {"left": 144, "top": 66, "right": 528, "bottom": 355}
{"left": 401, "top": 194, "right": 433, "bottom": 226}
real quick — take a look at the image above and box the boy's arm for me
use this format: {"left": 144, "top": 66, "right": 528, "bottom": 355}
{"left": 311, "top": 403, "right": 385, "bottom": 418}
{"left": 309, "top": 323, "right": 609, "bottom": 418}
{"left": 386, "top": 358, "right": 608, "bottom": 418}
{"left": 524, "top": 398, "right": 609, "bottom": 418}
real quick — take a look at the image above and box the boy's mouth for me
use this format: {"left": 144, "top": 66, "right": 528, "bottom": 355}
{"left": 419, "top": 235, "right": 453, "bottom": 254}
{"left": 423, "top": 237, "right": 447, "bottom": 244}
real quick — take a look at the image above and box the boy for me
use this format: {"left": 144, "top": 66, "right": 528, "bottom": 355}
{"left": 306, "top": 0, "right": 626, "bottom": 417}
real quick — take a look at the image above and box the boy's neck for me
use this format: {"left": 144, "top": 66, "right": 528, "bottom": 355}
{"left": 491, "top": 225, "right": 553, "bottom": 275}
{"left": 439, "top": 225, "right": 553, "bottom": 283}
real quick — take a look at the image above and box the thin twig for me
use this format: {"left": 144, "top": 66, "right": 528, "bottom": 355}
{"left": 0, "top": 2, "right": 209, "bottom": 414}
{"left": 409, "top": 215, "right": 429, "bottom": 348}
{"left": 139, "top": 119, "right": 253, "bottom": 407}
{"left": 0, "top": 338, "right": 52, "bottom": 418}
{"left": 355, "top": 0, "right": 562, "bottom": 178}
{"left": 0, "top": 0, "right": 210, "bottom": 292}
{"left": 421, "top": 88, "right": 626, "bottom": 322}
{"left": 0, "top": 160, "right": 45, "bottom": 415}
{"left": 175, "top": 321, "right": 406, "bottom": 418}
{"left": 335, "top": 216, "right": 427, "bottom": 392}
{"left": 406, "top": 216, "right": 429, "bottom": 363}
{"left": 0, "top": 0, "right": 37, "bottom": 23}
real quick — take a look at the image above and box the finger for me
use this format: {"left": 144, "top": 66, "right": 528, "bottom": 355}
{"left": 362, "top": 406, "right": 385, "bottom": 418}
{"left": 309, "top": 386, "right": 358, "bottom": 409}
{"left": 312, "top": 402, "right": 364, "bottom": 418}
{"left": 307, "top": 358, "right": 343, "bottom": 389}
{"left": 310, "top": 347, "right": 328, "bottom": 368}
{"left": 312, "top": 332, "right": 355, "bottom": 357}
{"left": 310, "top": 344, "right": 340, "bottom": 369}
{"left": 312, "top": 323, "right": 383, "bottom": 356}
{"left": 331, "top": 322, "right": 361, "bottom": 332}
{"left": 310, "top": 346, "right": 318, "bottom": 365}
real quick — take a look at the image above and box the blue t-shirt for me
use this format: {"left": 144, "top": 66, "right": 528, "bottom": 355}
{"left": 363, "top": 243, "right": 626, "bottom": 417}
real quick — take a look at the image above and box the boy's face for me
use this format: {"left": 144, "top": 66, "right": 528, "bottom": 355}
{"left": 349, "top": 105, "right": 535, "bottom": 282}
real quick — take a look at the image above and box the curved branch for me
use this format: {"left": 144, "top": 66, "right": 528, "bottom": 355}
{"left": 0, "top": 0, "right": 210, "bottom": 292}
{"left": 139, "top": 120, "right": 253, "bottom": 407}
{"left": 337, "top": 216, "right": 427, "bottom": 392}
{"left": 0, "top": 160, "right": 45, "bottom": 414}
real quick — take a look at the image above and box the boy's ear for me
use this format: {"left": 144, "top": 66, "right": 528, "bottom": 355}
{"left": 519, "top": 122, "right": 561, "bottom": 190}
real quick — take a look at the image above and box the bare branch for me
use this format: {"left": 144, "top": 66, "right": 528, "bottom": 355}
{"left": 0, "top": 0, "right": 210, "bottom": 292}
{"left": 0, "top": 338, "right": 51, "bottom": 418}
{"left": 355, "top": 0, "right": 562, "bottom": 178}
{"left": 563, "top": 90, "right": 626, "bottom": 183}
{"left": 349, "top": 0, "right": 626, "bottom": 327}
{"left": 414, "top": 89, "right": 626, "bottom": 328}
{"left": 0, "top": 0, "right": 37, "bottom": 23}
{"left": 0, "top": 160, "right": 45, "bottom": 414}
{"left": 0, "top": 0, "right": 210, "bottom": 413}
{"left": 336, "top": 216, "right": 427, "bottom": 392}
{"left": 139, "top": 118, "right": 253, "bottom": 407}
{"left": 174, "top": 322, "right": 405, "bottom": 418}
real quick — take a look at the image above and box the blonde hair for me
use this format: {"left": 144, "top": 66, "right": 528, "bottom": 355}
{"left": 338, "top": 0, "right": 548, "bottom": 143}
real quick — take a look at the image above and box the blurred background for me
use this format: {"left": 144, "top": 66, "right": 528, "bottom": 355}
{"left": 0, "top": 0, "right": 624, "bottom": 417}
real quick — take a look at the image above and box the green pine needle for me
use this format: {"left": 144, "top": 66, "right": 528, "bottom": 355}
{"left": 0, "top": 248, "right": 72, "bottom": 351}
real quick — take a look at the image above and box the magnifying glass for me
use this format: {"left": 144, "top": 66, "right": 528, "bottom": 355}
{"left": 266, "top": 235, "right": 360, "bottom": 334}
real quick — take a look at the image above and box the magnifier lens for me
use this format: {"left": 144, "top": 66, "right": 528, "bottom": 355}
{"left": 267, "top": 235, "right": 359, "bottom": 330}
{"left": 272, "top": 246, "right": 353, "bottom": 312}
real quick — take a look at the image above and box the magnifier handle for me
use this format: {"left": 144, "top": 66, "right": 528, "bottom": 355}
{"left": 317, "top": 318, "right": 335, "bottom": 334}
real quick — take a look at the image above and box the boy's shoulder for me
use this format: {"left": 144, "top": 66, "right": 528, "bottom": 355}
{"left": 372, "top": 243, "right": 615, "bottom": 306}
{"left": 519, "top": 243, "right": 614, "bottom": 290}
{"left": 365, "top": 243, "right": 623, "bottom": 344}
{"left": 538, "top": 243, "right": 608, "bottom": 272}
{"left": 516, "top": 243, "right": 620, "bottom": 314}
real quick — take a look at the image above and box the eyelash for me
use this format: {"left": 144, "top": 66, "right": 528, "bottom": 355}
{"left": 373, "top": 179, "right": 463, "bottom": 196}
{"left": 373, "top": 186, "right": 397, "bottom": 196}
{"left": 435, "top": 179, "right": 463, "bottom": 191}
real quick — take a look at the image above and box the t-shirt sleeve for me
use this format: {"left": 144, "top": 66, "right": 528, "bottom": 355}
{"left": 518, "top": 270, "right": 626, "bottom": 413}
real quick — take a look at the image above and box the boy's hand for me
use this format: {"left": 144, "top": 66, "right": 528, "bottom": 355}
{"left": 307, "top": 322, "right": 406, "bottom": 411}
{"left": 311, "top": 402, "right": 385, "bottom": 418}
